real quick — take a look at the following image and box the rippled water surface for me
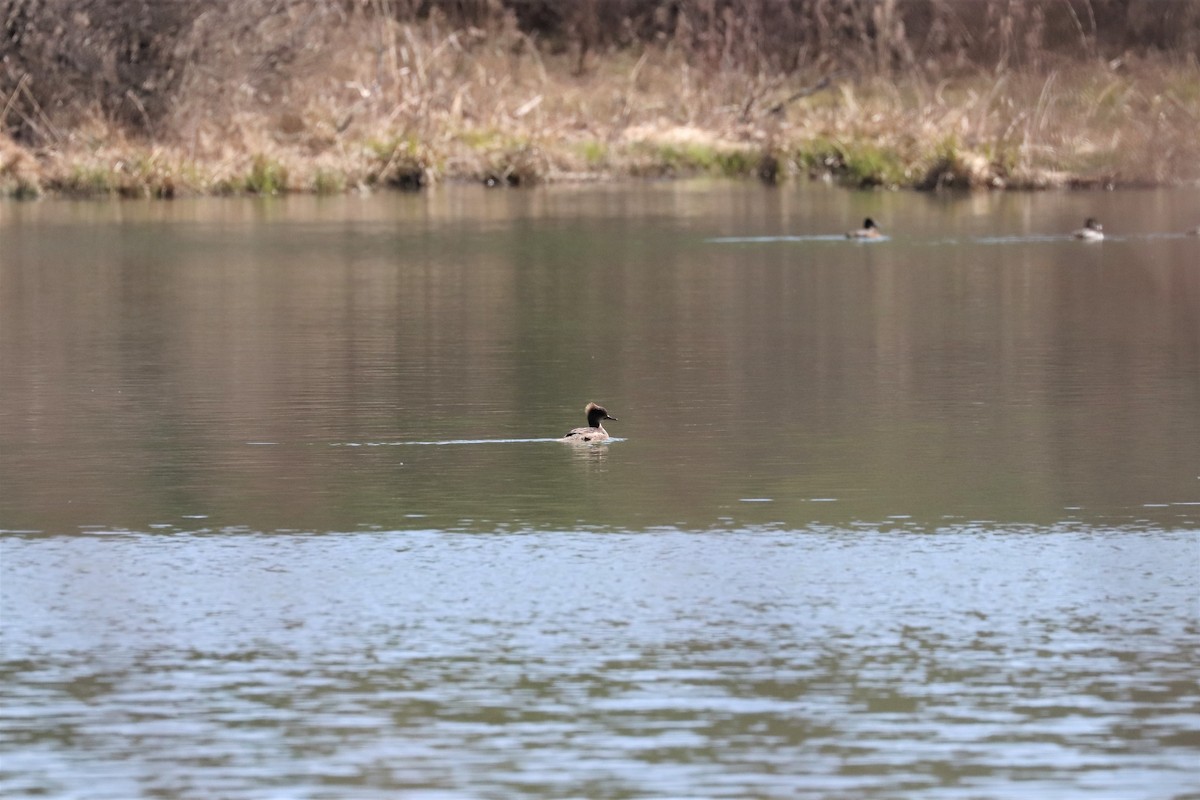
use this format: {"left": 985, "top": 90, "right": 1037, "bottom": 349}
{"left": 2, "top": 184, "right": 1199, "bottom": 798}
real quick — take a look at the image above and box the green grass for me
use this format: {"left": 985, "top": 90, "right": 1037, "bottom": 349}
{"left": 312, "top": 169, "right": 346, "bottom": 194}
{"left": 631, "top": 142, "right": 763, "bottom": 178}
{"left": 917, "top": 135, "right": 969, "bottom": 190}
{"left": 244, "top": 154, "right": 288, "bottom": 195}
{"left": 795, "top": 138, "right": 907, "bottom": 188}
{"left": 577, "top": 140, "right": 608, "bottom": 168}
{"left": 1, "top": 175, "right": 41, "bottom": 199}
{"left": 61, "top": 165, "right": 118, "bottom": 196}
{"left": 366, "top": 137, "right": 429, "bottom": 189}
{"left": 840, "top": 143, "right": 907, "bottom": 188}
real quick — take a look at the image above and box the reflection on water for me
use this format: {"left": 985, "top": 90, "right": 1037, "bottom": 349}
{"left": 2, "top": 184, "right": 1199, "bottom": 797}
{"left": 2, "top": 185, "right": 1198, "bottom": 534}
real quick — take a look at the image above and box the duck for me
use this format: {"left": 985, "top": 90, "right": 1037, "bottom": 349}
{"left": 561, "top": 402, "right": 618, "bottom": 443}
{"left": 1072, "top": 217, "right": 1104, "bottom": 241}
{"left": 846, "top": 217, "right": 883, "bottom": 239}
{"left": 1188, "top": 225, "right": 1200, "bottom": 236}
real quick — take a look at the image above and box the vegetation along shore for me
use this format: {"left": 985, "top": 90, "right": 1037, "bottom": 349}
{"left": 3, "top": 0, "right": 1199, "bottom": 199}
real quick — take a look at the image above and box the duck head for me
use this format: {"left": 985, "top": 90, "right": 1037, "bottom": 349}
{"left": 585, "top": 402, "right": 617, "bottom": 428}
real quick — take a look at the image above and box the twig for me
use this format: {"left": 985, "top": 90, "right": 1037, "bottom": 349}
{"left": 1022, "top": 70, "right": 1059, "bottom": 165}
{"left": 125, "top": 90, "right": 154, "bottom": 137}
{"left": 1, "top": 73, "right": 30, "bottom": 132}
{"left": 767, "top": 73, "right": 843, "bottom": 115}
{"left": 9, "top": 74, "right": 64, "bottom": 145}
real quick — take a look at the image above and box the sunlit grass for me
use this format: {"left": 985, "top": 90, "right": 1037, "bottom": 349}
{"left": 244, "top": 154, "right": 288, "bottom": 195}
{"left": 3, "top": 8, "right": 1198, "bottom": 198}
{"left": 365, "top": 136, "right": 431, "bottom": 190}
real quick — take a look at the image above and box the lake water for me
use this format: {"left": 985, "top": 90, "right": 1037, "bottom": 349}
{"left": 2, "top": 183, "right": 1198, "bottom": 798}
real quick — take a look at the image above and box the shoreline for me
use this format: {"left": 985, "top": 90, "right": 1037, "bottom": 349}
{"left": 6, "top": 156, "right": 1194, "bottom": 201}
{"left": 6, "top": 117, "right": 1196, "bottom": 202}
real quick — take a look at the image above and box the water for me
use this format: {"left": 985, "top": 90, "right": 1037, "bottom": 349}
{"left": 2, "top": 184, "right": 1199, "bottom": 798}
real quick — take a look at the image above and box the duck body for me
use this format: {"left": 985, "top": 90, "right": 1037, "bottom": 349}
{"left": 561, "top": 402, "right": 618, "bottom": 443}
{"left": 846, "top": 217, "right": 882, "bottom": 240}
{"left": 1072, "top": 217, "right": 1104, "bottom": 241}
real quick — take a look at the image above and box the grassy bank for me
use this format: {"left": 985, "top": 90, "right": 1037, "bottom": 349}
{"left": 3, "top": 1, "right": 1199, "bottom": 199}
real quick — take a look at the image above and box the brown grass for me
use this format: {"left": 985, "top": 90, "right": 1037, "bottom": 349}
{"left": 3, "top": 1, "right": 1199, "bottom": 197}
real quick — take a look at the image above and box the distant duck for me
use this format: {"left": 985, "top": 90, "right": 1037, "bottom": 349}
{"left": 561, "top": 402, "right": 617, "bottom": 443}
{"left": 1189, "top": 225, "right": 1200, "bottom": 236}
{"left": 846, "top": 217, "right": 883, "bottom": 239}
{"left": 1072, "top": 217, "right": 1104, "bottom": 241}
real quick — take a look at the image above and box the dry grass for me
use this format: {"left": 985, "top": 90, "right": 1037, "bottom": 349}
{"left": 3, "top": 1, "right": 1199, "bottom": 198}
{"left": 776, "top": 58, "right": 1200, "bottom": 189}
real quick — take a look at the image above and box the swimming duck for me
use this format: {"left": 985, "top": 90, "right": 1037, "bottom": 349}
{"left": 846, "top": 217, "right": 882, "bottom": 239}
{"left": 1189, "top": 225, "right": 1200, "bottom": 236}
{"left": 1072, "top": 217, "right": 1104, "bottom": 241}
{"left": 561, "top": 402, "right": 617, "bottom": 443}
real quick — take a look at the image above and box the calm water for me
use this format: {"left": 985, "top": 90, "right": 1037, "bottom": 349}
{"left": 2, "top": 184, "right": 1199, "bottom": 798}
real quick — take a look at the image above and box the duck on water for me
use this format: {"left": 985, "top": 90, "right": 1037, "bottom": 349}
{"left": 846, "top": 218, "right": 883, "bottom": 240}
{"left": 561, "top": 402, "right": 618, "bottom": 443}
{"left": 1072, "top": 217, "right": 1104, "bottom": 241}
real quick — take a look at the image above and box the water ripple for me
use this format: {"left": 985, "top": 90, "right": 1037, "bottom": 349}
{"left": 3, "top": 528, "right": 1197, "bottom": 798}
